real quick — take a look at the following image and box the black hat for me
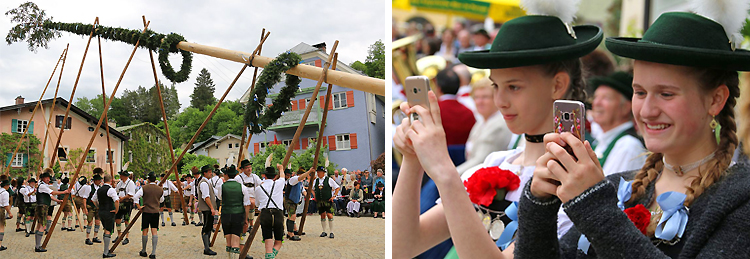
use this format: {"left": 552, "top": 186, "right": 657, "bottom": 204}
{"left": 119, "top": 171, "right": 131, "bottom": 177}
{"left": 28, "top": 178, "right": 37, "bottom": 183}
{"left": 61, "top": 178, "right": 69, "bottom": 184}
{"left": 40, "top": 172, "right": 51, "bottom": 179}
{"left": 201, "top": 165, "right": 212, "bottom": 173}
{"left": 316, "top": 166, "right": 327, "bottom": 172}
{"left": 159, "top": 173, "right": 165, "bottom": 177}
{"left": 240, "top": 159, "right": 252, "bottom": 168}
{"left": 377, "top": 182, "right": 384, "bottom": 188}
{"left": 226, "top": 165, "right": 239, "bottom": 178}
{"left": 92, "top": 174, "right": 103, "bottom": 181}
{"left": 147, "top": 172, "right": 157, "bottom": 182}
{"left": 78, "top": 176, "right": 87, "bottom": 185}
{"left": 284, "top": 168, "right": 291, "bottom": 175}
{"left": 264, "top": 166, "right": 277, "bottom": 177}
{"left": 0, "top": 180, "right": 9, "bottom": 187}
{"left": 588, "top": 71, "right": 634, "bottom": 99}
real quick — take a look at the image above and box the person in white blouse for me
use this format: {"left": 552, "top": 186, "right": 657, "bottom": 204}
{"left": 20, "top": 178, "right": 37, "bottom": 237}
{"left": 156, "top": 173, "right": 179, "bottom": 227}
{"left": 0, "top": 180, "right": 11, "bottom": 251}
{"left": 92, "top": 174, "right": 119, "bottom": 258}
{"left": 256, "top": 164, "right": 286, "bottom": 259}
{"left": 80, "top": 174, "right": 103, "bottom": 245}
{"left": 114, "top": 171, "right": 136, "bottom": 245}
{"left": 182, "top": 173, "right": 196, "bottom": 225}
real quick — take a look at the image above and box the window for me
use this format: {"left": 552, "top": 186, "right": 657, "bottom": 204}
{"left": 147, "top": 154, "right": 152, "bottom": 163}
{"left": 235, "top": 143, "right": 239, "bottom": 148}
{"left": 156, "top": 136, "right": 160, "bottom": 144}
{"left": 11, "top": 153, "right": 23, "bottom": 167}
{"left": 55, "top": 115, "right": 71, "bottom": 129}
{"left": 147, "top": 134, "right": 152, "bottom": 143}
{"left": 16, "top": 120, "right": 28, "bottom": 133}
{"left": 282, "top": 140, "right": 293, "bottom": 147}
{"left": 308, "top": 137, "right": 317, "bottom": 148}
{"left": 58, "top": 147, "right": 69, "bottom": 162}
{"left": 106, "top": 150, "right": 114, "bottom": 163}
{"left": 128, "top": 151, "right": 133, "bottom": 162}
{"left": 368, "top": 94, "right": 377, "bottom": 124}
{"left": 228, "top": 144, "right": 232, "bottom": 149}
{"left": 86, "top": 149, "right": 96, "bottom": 163}
{"left": 336, "top": 134, "right": 351, "bottom": 150}
{"left": 259, "top": 142, "right": 268, "bottom": 153}
{"left": 304, "top": 61, "right": 315, "bottom": 67}
{"left": 332, "top": 92, "right": 347, "bottom": 109}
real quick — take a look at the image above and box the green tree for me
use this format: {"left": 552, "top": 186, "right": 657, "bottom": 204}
{"left": 4, "top": 2, "right": 61, "bottom": 52}
{"left": 176, "top": 148, "right": 217, "bottom": 176}
{"left": 167, "top": 101, "right": 244, "bottom": 148}
{"left": 0, "top": 133, "right": 42, "bottom": 177}
{"left": 293, "top": 144, "right": 336, "bottom": 174}
{"left": 191, "top": 68, "right": 217, "bottom": 111}
{"left": 350, "top": 60, "right": 366, "bottom": 73}
{"left": 364, "top": 40, "right": 385, "bottom": 79}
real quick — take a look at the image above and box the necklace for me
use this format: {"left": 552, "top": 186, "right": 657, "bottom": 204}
{"left": 524, "top": 132, "right": 549, "bottom": 143}
{"left": 662, "top": 152, "right": 715, "bottom": 176}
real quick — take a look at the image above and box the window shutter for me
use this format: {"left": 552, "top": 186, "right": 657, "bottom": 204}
{"left": 294, "top": 140, "right": 300, "bottom": 150}
{"left": 350, "top": 133, "right": 358, "bottom": 149}
{"left": 346, "top": 91, "right": 355, "bottom": 108}
{"left": 319, "top": 96, "right": 325, "bottom": 108}
{"left": 291, "top": 100, "right": 298, "bottom": 111}
{"left": 315, "top": 60, "right": 322, "bottom": 67}
{"left": 254, "top": 143, "right": 260, "bottom": 154}
{"left": 66, "top": 117, "right": 72, "bottom": 129}
{"left": 5, "top": 153, "right": 11, "bottom": 167}
{"left": 23, "top": 154, "right": 28, "bottom": 167}
{"left": 11, "top": 119, "right": 17, "bottom": 133}
{"left": 328, "top": 135, "right": 336, "bottom": 151}
{"left": 28, "top": 121, "right": 34, "bottom": 134}
{"left": 328, "top": 94, "right": 334, "bottom": 110}
{"left": 301, "top": 138, "right": 308, "bottom": 149}
{"left": 299, "top": 99, "right": 306, "bottom": 110}
{"left": 322, "top": 137, "right": 327, "bottom": 147}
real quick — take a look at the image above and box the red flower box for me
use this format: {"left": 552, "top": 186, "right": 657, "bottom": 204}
{"left": 464, "top": 167, "right": 520, "bottom": 206}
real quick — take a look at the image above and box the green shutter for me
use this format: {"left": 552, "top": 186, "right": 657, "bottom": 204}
{"left": 28, "top": 121, "right": 34, "bottom": 134}
{"left": 11, "top": 119, "right": 17, "bottom": 133}
{"left": 23, "top": 154, "right": 28, "bottom": 167}
{"left": 5, "top": 153, "right": 11, "bottom": 167}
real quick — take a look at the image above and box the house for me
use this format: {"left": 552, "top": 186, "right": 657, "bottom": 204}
{"left": 188, "top": 134, "right": 245, "bottom": 168}
{"left": 115, "top": 122, "right": 171, "bottom": 177}
{"left": 240, "top": 42, "right": 386, "bottom": 171}
{"left": 0, "top": 96, "right": 128, "bottom": 178}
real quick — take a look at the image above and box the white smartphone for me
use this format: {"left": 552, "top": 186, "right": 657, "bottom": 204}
{"left": 404, "top": 76, "right": 431, "bottom": 122}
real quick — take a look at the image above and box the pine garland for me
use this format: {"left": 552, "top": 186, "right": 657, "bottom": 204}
{"left": 244, "top": 51, "right": 302, "bottom": 134}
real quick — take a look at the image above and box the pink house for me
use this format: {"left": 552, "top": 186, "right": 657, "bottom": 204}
{"left": 1, "top": 96, "right": 128, "bottom": 178}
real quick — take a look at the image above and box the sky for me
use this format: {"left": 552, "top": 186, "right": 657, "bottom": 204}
{"left": 0, "top": 0, "right": 385, "bottom": 113}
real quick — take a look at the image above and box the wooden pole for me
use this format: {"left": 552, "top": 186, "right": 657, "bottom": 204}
{"left": 175, "top": 41, "right": 384, "bottom": 96}
{"left": 210, "top": 206, "right": 222, "bottom": 247}
{"left": 39, "top": 45, "right": 68, "bottom": 171}
{"left": 110, "top": 30, "right": 269, "bottom": 254}
{"left": 96, "top": 32, "right": 116, "bottom": 181}
{"left": 143, "top": 16, "right": 190, "bottom": 225}
{"left": 49, "top": 18, "right": 99, "bottom": 166}
{"left": 239, "top": 41, "right": 339, "bottom": 259}
{"left": 42, "top": 19, "right": 151, "bottom": 249}
{"left": 299, "top": 53, "right": 337, "bottom": 233}
{"left": 3, "top": 47, "right": 66, "bottom": 176}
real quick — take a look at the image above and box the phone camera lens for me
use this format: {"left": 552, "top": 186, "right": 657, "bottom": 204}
{"left": 413, "top": 88, "right": 418, "bottom": 93}
{"left": 563, "top": 112, "right": 570, "bottom": 121}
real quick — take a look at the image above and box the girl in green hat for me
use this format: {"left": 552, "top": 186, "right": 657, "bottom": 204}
{"left": 518, "top": 0, "right": 750, "bottom": 258}
{"left": 392, "top": 0, "right": 602, "bottom": 258}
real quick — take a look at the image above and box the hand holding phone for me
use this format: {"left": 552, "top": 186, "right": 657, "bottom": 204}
{"left": 404, "top": 76, "right": 431, "bottom": 122}
{"left": 553, "top": 100, "right": 586, "bottom": 156}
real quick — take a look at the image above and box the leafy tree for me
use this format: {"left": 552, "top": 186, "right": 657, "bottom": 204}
{"left": 293, "top": 144, "right": 337, "bottom": 174}
{"left": 350, "top": 60, "right": 366, "bottom": 73}
{"left": 0, "top": 133, "right": 42, "bottom": 178}
{"left": 167, "top": 101, "right": 244, "bottom": 148}
{"left": 4, "top": 2, "right": 61, "bottom": 52}
{"left": 191, "top": 68, "right": 217, "bottom": 111}
{"left": 176, "top": 148, "right": 217, "bottom": 176}
{"left": 248, "top": 143, "right": 337, "bottom": 177}
{"left": 364, "top": 40, "right": 385, "bottom": 79}
{"left": 371, "top": 152, "right": 385, "bottom": 173}
{"left": 60, "top": 147, "right": 93, "bottom": 176}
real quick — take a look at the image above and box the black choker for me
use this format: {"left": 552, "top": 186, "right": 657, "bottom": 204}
{"left": 524, "top": 133, "right": 549, "bottom": 143}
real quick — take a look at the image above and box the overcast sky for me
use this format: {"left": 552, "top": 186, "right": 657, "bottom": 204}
{"left": 0, "top": 0, "right": 385, "bottom": 112}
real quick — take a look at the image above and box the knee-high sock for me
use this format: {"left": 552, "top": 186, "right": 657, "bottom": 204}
{"left": 201, "top": 234, "right": 210, "bottom": 251}
{"left": 320, "top": 219, "right": 327, "bottom": 233}
{"left": 286, "top": 219, "right": 294, "bottom": 233}
{"left": 95, "top": 224, "right": 100, "bottom": 233}
{"left": 328, "top": 218, "right": 334, "bottom": 234}
{"left": 103, "top": 233, "right": 111, "bottom": 255}
{"left": 198, "top": 212, "right": 203, "bottom": 223}
{"left": 47, "top": 220, "right": 51, "bottom": 228}
{"left": 141, "top": 235, "right": 148, "bottom": 252}
{"left": 151, "top": 235, "right": 158, "bottom": 255}
{"left": 35, "top": 231, "right": 43, "bottom": 249}
{"left": 86, "top": 226, "right": 92, "bottom": 238}
{"left": 116, "top": 224, "right": 122, "bottom": 234}
{"left": 169, "top": 212, "right": 174, "bottom": 223}
{"left": 160, "top": 212, "right": 165, "bottom": 223}
{"left": 0, "top": 232, "right": 4, "bottom": 242}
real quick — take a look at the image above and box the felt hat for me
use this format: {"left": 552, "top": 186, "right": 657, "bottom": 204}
{"left": 78, "top": 176, "right": 87, "bottom": 185}
{"left": 201, "top": 165, "right": 212, "bottom": 173}
{"left": 40, "top": 172, "right": 51, "bottom": 180}
{"left": 118, "top": 170, "right": 130, "bottom": 177}
{"left": 264, "top": 167, "right": 277, "bottom": 177}
{"left": 458, "top": 1, "right": 602, "bottom": 69}
{"left": 0, "top": 180, "right": 9, "bottom": 187}
{"left": 588, "top": 71, "right": 634, "bottom": 99}
{"left": 226, "top": 165, "right": 239, "bottom": 178}
{"left": 240, "top": 159, "right": 252, "bottom": 168}
{"left": 377, "top": 182, "right": 384, "bottom": 188}
{"left": 28, "top": 178, "right": 37, "bottom": 183}
{"left": 92, "top": 174, "right": 103, "bottom": 181}
{"left": 606, "top": 10, "right": 750, "bottom": 71}
{"left": 190, "top": 166, "right": 200, "bottom": 175}
{"left": 147, "top": 172, "right": 157, "bottom": 181}
{"left": 316, "top": 166, "right": 327, "bottom": 173}
{"left": 61, "top": 178, "right": 69, "bottom": 184}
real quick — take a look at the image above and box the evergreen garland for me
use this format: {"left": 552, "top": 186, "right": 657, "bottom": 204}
{"left": 244, "top": 51, "right": 302, "bottom": 134}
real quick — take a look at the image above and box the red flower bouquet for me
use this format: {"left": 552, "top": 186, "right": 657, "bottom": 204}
{"left": 464, "top": 167, "right": 520, "bottom": 206}
{"left": 624, "top": 204, "right": 651, "bottom": 235}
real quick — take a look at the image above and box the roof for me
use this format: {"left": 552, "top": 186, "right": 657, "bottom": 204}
{"left": 115, "top": 122, "right": 147, "bottom": 132}
{"left": 288, "top": 42, "right": 320, "bottom": 55}
{"left": 0, "top": 97, "right": 129, "bottom": 141}
{"left": 189, "top": 134, "right": 242, "bottom": 153}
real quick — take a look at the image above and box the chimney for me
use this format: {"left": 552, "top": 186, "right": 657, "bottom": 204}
{"left": 15, "top": 96, "right": 24, "bottom": 105}
{"left": 312, "top": 42, "right": 327, "bottom": 53}
{"left": 108, "top": 121, "right": 117, "bottom": 129}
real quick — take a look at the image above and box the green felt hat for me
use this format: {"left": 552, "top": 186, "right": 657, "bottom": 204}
{"left": 606, "top": 12, "right": 750, "bottom": 71}
{"left": 589, "top": 71, "right": 634, "bottom": 99}
{"left": 264, "top": 166, "right": 277, "bottom": 177}
{"left": 458, "top": 16, "right": 602, "bottom": 69}
{"left": 226, "top": 165, "right": 238, "bottom": 178}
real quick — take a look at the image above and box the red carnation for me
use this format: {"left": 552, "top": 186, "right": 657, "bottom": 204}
{"left": 464, "top": 167, "right": 520, "bottom": 206}
{"left": 624, "top": 204, "right": 651, "bottom": 235}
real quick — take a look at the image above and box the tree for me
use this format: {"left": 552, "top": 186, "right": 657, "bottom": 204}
{"left": 248, "top": 143, "right": 337, "bottom": 177}
{"left": 350, "top": 60, "right": 366, "bottom": 73}
{"left": 191, "top": 68, "right": 217, "bottom": 111}
{"left": 0, "top": 133, "right": 42, "bottom": 178}
{"left": 176, "top": 149, "right": 217, "bottom": 176}
{"left": 167, "top": 101, "right": 244, "bottom": 148}
{"left": 364, "top": 40, "right": 385, "bottom": 79}
{"left": 293, "top": 144, "right": 337, "bottom": 174}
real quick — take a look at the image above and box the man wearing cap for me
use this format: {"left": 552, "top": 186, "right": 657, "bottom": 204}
{"left": 589, "top": 71, "right": 647, "bottom": 175}
{"left": 182, "top": 172, "right": 196, "bottom": 225}
{"left": 284, "top": 166, "right": 313, "bottom": 241}
{"left": 156, "top": 172, "right": 178, "bottom": 227}
{"left": 114, "top": 171, "right": 136, "bottom": 245}
{"left": 256, "top": 163, "right": 285, "bottom": 259}
{"left": 93, "top": 174, "right": 119, "bottom": 258}
{"left": 133, "top": 172, "right": 165, "bottom": 259}
{"left": 81, "top": 174, "right": 104, "bottom": 245}
{"left": 234, "top": 159, "right": 261, "bottom": 236}
{"left": 312, "top": 166, "right": 340, "bottom": 239}
{"left": 218, "top": 165, "right": 253, "bottom": 258}
{"left": 20, "top": 177, "right": 36, "bottom": 237}
{"left": 0, "top": 180, "right": 11, "bottom": 251}
{"left": 74, "top": 175, "right": 90, "bottom": 229}
{"left": 33, "top": 169, "right": 70, "bottom": 252}
{"left": 196, "top": 165, "right": 218, "bottom": 256}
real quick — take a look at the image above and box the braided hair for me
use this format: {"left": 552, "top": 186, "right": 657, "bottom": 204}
{"left": 540, "top": 58, "right": 588, "bottom": 103}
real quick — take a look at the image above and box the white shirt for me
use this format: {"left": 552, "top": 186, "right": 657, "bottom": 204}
{"left": 0, "top": 188, "right": 9, "bottom": 207}
{"left": 198, "top": 181, "right": 212, "bottom": 200}
{"left": 210, "top": 175, "right": 223, "bottom": 198}
{"left": 20, "top": 185, "right": 36, "bottom": 203}
{"left": 74, "top": 181, "right": 83, "bottom": 197}
{"left": 593, "top": 121, "right": 647, "bottom": 176}
{"left": 132, "top": 182, "right": 165, "bottom": 203}
{"left": 234, "top": 173, "right": 262, "bottom": 198}
{"left": 157, "top": 180, "right": 178, "bottom": 196}
{"left": 312, "top": 176, "right": 340, "bottom": 198}
{"left": 217, "top": 179, "right": 253, "bottom": 206}
{"left": 116, "top": 179, "right": 136, "bottom": 198}
{"left": 333, "top": 175, "right": 343, "bottom": 186}
{"left": 255, "top": 179, "right": 285, "bottom": 210}
{"left": 182, "top": 181, "right": 194, "bottom": 197}
{"left": 92, "top": 183, "right": 118, "bottom": 204}
{"left": 78, "top": 184, "right": 100, "bottom": 199}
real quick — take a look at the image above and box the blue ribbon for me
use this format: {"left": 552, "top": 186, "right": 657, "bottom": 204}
{"left": 579, "top": 178, "right": 632, "bottom": 254}
{"left": 655, "top": 192, "right": 688, "bottom": 241}
{"left": 496, "top": 202, "right": 518, "bottom": 250}
{"left": 578, "top": 235, "right": 591, "bottom": 254}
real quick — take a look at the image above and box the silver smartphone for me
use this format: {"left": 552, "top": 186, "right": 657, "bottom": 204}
{"left": 404, "top": 76, "right": 431, "bottom": 122}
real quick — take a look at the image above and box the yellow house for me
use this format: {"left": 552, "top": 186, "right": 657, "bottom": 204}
{"left": 188, "top": 134, "right": 247, "bottom": 168}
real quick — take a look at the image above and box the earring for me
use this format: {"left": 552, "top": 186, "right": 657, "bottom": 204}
{"left": 710, "top": 116, "right": 721, "bottom": 145}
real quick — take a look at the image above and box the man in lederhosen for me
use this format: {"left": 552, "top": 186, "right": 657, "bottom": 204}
{"left": 133, "top": 172, "right": 164, "bottom": 258}
{"left": 182, "top": 172, "right": 196, "bottom": 225}
{"left": 58, "top": 177, "right": 75, "bottom": 231}
{"left": 256, "top": 162, "right": 286, "bottom": 259}
{"left": 114, "top": 171, "right": 136, "bottom": 245}
{"left": 196, "top": 164, "right": 218, "bottom": 256}
{"left": 19, "top": 177, "right": 36, "bottom": 237}
{"left": 93, "top": 174, "right": 119, "bottom": 258}
{"left": 13, "top": 177, "right": 26, "bottom": 233}
{"left": 157, "top": 172, "right": 178, "bottom": 227}
{"left": 284, "top": 166, "right": 313, "bottom": 241}
{"left": 312, "top": 166, "right": 340, "bottom": 239}
{"left": 82, "top": 174, "right": 103, "bottom": 245}
{"left": 219, "top": 165, "right": 253, "bottom": 258}
{"left": 33, "top": 169, "right": 70, "bottom": 252}
{"left": 0, "top": 180, "right": 11, "bottom": 251}
{"left": 191, "top": 168, "right": 204, "bottom": 226}
{"left": 209, "top": 165, "right": 223, "bottom": 234}
{"left": 234, "top": 159, "right": 261, "bottom": 237}
{"left": 73, "top": 175, "right": 88, "bottom": 229}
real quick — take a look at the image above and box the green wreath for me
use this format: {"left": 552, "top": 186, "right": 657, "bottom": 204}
{"left": 244, "top": 51, "right": 302, "bottom": 134}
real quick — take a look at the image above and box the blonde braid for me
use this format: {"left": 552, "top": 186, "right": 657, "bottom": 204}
{"left": 628, "top": 153, "right": 663, "bottom": 203}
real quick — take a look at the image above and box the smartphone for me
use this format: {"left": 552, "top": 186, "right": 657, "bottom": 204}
{"left": 404, "top": 76, "right": 431, "bottom": 122}
{"left": 553, "top": 100, "right": 586, "bottom": 154}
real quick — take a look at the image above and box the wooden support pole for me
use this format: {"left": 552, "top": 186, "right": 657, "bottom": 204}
{"left": 42, "top": 19, "right": 151, "bottom": 249}
{"left": 299, "top": 53, "right": 337, "bottom": 233}
{"left": 96, "top": 32, "right": 116, "bottom": 180}
{"left": 39, "top": 45, "right": 68, "bottom": 171}
{"left": 3, "top": 46, "right": 66, "bottom": 176}
{"left": 240, "top": 41, "right": 339, "bottom": 259}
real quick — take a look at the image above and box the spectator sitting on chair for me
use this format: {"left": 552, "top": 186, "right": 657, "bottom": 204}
{"left": 372, "top": 182, "right": 385, "bottom": 219}
{"left": 372, "top": 169, "right": 385, "bottom": 193}
{"left": 346, "top": 182, "right": 363, "bottom": 217}
{"left": 333, "top": 185, "right": 347, "bottom": 216}
{"left": 360, "top": 171, "right": 373, "bottom": 194}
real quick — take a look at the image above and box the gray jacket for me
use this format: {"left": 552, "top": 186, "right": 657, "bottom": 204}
{"left": 515, "top": 163, "right": 750, "bottom": 259}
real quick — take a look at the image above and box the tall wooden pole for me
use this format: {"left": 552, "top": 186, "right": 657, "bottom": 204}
{"left": 240, "top": 41, "right": 339, "bottom": 259}
{"left": 299, "top": 53, "right": 337, "bottom": 233}
{"left": 96, "top": 32, "right": 116, "bottom": 180}
{"left": 39, "top": 45, "right": 68, "bottom": 171}
{"left": 42, "top": 19, "right": 151, "bottom": 249}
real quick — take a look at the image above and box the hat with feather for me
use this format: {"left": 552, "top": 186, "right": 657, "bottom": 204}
{"left": 264, "top": 153, "right": 276, "bottom": 177}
